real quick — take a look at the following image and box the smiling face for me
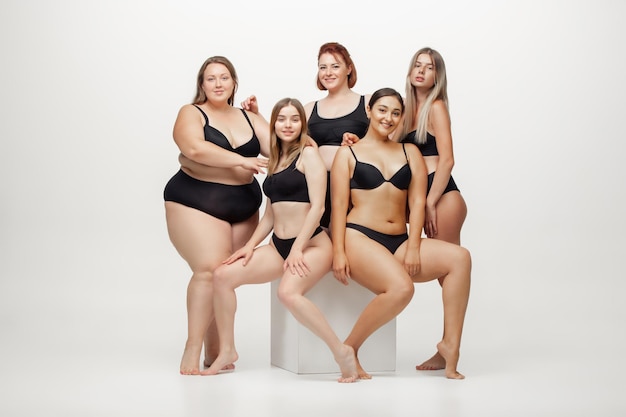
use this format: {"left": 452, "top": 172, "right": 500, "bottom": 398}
{"left": 275, "top": 104, "right": 303, "bottom": 144}
{"left": 201, "top": 63, "right": 235, "bottom": 104}
{"left": 317, "top": 52, "right": 351, "bottom": 91}
{"left": 367, "top": 95, "right": 404, "bottom": 137}
{"left": 409, "top": 53, "right": 436, "bottom": 89}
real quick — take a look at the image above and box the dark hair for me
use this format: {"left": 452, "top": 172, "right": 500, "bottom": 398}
{"left": 316, "top": 42, "right": 357, "bottom": 90}
{"left": 369, "top": 88, "right": 405, "bottom": 114}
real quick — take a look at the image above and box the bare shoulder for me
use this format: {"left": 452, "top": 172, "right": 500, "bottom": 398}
{"left": 175, "top": 103, "right": 203, "bottom": 126}
{"left": 402, "top": 142, "right": 423, "bottom": 161}
{"left": 431, "top": 99, "right": 450, "bottom": 116}
{"left": 178, "top": 103, "right": 199, "bottom": 116}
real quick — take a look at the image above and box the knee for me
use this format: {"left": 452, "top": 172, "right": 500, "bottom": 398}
{"left": 276, "top": 285, "right": 298, "bottom": 310}
{"left": 456, "top": 246, "right": 472, "bottom": 271}
{"left": 392, "top": 280, "right": 415, "bottom": 305}
{"left": 211, "top": 266, "right": 229, "bottom": 289}
{"left": 191, "top": 269, "right": 213, "bottom": 284}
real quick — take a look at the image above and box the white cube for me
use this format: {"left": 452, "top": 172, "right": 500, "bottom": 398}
{"left": 270, "top": 271, "right": 396, "bottom": 374}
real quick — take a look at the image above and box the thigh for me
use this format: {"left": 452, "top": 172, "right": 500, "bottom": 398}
{"left": 279, "top": 233, "right": 333, "bottom": 295}
{"left": 165, "top": 201, "right": 232, "bottom": 272}
{"left": 396, "top": 238, "right": 460, "bottom": 283}
{"left": 217, "top": 245, "right": 286, "bottom": 287}
{"left": 231, "top": 211, "right": 259, "bottom": 250}
{"left": 345, "top": 228, "right": 412, "bottom": 294}
{"left": 436, "top": 191, "right": 467, "bottom": 245}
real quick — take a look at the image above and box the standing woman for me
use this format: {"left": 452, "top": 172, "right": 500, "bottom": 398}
{"left": 398, "top": 47, "right": 468, "bottom": 371}
{"left": 204, "top": 98, "right": 358, "bottom": 383}
{"left": 331, "top": 88, "right": 471, "bottom": 380}
{"left": 163, "top": 56, "right": 270, "bottom": 375}
{"left": 304, "top": 42, "right": 371, "bottom": 228}
{"left": 399, "top": 47, "right": 467, "bottom": 244}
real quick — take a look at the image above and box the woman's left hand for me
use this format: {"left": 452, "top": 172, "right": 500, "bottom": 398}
{"left": 342, "top": 132, "right": 359, "bottom": 146}
{"left": 284, "top": 249, "right": 310, "bottom": 277}
{"left": 241, "top": 95, "right": 259, "bottom": 113}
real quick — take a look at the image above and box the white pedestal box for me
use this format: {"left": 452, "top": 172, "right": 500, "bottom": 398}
{"left": 270, "top": 271, "right": 396, "bottom": 374}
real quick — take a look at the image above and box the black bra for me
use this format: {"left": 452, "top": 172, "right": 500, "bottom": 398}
{"left": 307, "top": 96, "right": 369, "bottom": 147}
{"left": 402, "top": 131, "right": 438, "bottom": 157}
{"left": 193, "top": 105, "right": 260, "bottom": 157}
{"left": 262, "top": 158, "right": 310, "bottom": 203}
{"left": 349, "top": 144, "right": 411, "bottom": 190}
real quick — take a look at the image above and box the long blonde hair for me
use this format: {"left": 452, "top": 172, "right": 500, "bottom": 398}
{"left": 267, "top": 98, "right": 310, "bottom": 175}
{"left": 400, "top": 47, "right": 449, "bottom": 144}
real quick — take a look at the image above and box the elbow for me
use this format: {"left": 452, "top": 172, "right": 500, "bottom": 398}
{"left": 312, "top": 204, "right": 326, "bottom": 222}
{"left": 184, "top": 146, "right": 202, "bottom": 162}
{"left": 440, "top": 156, "right": 455, "bottom": 172}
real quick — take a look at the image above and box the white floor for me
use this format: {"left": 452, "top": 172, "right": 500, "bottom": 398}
{"left": 1, "top": 268, "right": 624, "bottom": 417}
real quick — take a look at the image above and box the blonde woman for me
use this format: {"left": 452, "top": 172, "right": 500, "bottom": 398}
{"left": 398, "top": 47, "right": 468, "bottom": 371}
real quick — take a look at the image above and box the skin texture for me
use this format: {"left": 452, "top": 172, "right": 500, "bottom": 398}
{"left": 331, "top": 90, "right": 471, "bottom": 379}
{"left": 406, "top": 51, "right": 468, "bottom": 371}
{"left": 165, "top": 59, "right": 270, "bottom": 375}
{"left": 203, "top": 101, "right": 358, "bottom": 383}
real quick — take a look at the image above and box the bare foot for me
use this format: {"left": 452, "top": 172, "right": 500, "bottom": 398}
{"left": 334, "top": 345, "right": 358, "bottom": 383}
{"left": 415, "top": 351, "right": 446, "bottom": 371}
{"left": 180, "top": 342, "right": 202, "bottom": 375}
{"left": 355, "top": 357, "right": 372, "bottom": 380}
{"left": 203, "top": 358, "right": 235, "bottom": 371}
{"left": 436, "top": 341, "right": 465, "bottom": 380}
{"left": 200, "top": 350, "right": 239, "bottom": 376}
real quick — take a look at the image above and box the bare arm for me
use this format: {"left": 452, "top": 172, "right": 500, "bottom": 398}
{"left": 425, "top": 100, "right": 455, "bottom": 207}
{"left": 405, "top": 144, "right": 428, "bottom": 275}
{"left": 283, "top": 147, "right": 327, "bottom": 276}
{"left": 423, "top": 100, "right": 455, "bottom": 237}
{"left": 174, "top": 104, "right": 252, "bottom": 169}
{"left": 330, "top": 146, "right": 352, "bottom": 285}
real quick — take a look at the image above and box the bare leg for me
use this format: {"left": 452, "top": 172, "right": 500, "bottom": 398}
{"left": 203, "top": 214, "right": 257, "bottom": 371}
{"left": 410, "top": 238, "right": 471, "bottom": 379}
{"left": 343, "top": 230, "right": 415, "bottom": 379}
{"left": 202, "top": 321, "right": 236, "bottom": 369}
{"left": 418, "top": 191, "right": 467, "bottom": 371}
{"left": 202, "top": 245, "right": 284, "bottom": 375}
{"left": 277, "top": 239, "right": 358, "bottom": 383}
{"left": 165, "top": 202, "right": 232, "bottom": 375}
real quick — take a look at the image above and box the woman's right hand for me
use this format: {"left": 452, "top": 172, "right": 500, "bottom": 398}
{"left": 241, "top": 156, "right": 268, "bottom": 174}
{"left": 223, "top": 245, "right": 254, "bottom": 266}
{"left": 332, "top": 253, "right": 350, "bottom": 285}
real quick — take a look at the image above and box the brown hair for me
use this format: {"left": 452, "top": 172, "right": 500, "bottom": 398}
{"left": 193, "top": 56, "right": 239, "bottom": 105}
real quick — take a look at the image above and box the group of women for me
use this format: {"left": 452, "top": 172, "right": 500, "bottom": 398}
{"left": 163, "top": 42, "right": 471, "bottom": 382}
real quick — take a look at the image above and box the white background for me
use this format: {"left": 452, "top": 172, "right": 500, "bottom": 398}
{"left": 1, "top": 0, "right": 625, "bottom": 416}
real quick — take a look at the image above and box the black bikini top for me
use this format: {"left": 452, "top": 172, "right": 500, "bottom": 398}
{"left": 349, "top": 144, "right": 411, "bottom": 190}
{"left": 193, "top": 105, "right": 260, "bottom": 157}
{"left": 262, "top": 158, "right": 310, "bottom": 203}
{"left": 307, "top": 96, "right": 369, "bottom": 147}
{"left": 402, "top": 131, "right": 438, "bottom": 157}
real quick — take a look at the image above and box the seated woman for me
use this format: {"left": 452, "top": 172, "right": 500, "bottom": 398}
{"left": 204, "top": 98, "right": 358, "bottom": 383}
{"left": 331, "top": 88, "right": 471, "bottom": 380}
